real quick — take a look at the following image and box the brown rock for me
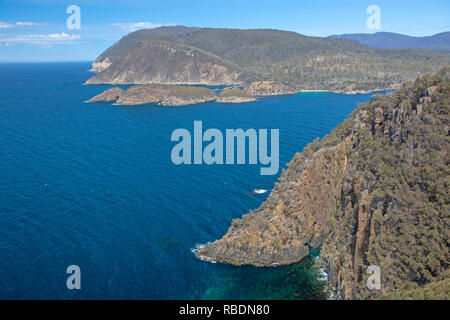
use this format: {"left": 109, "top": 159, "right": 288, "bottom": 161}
{"left": 88, "top": 84, "right": 217, "bottom": 106}
{"left": 87, "top": 87, "right": 124, "bottom": 103}
{"left": 246, "top": 81, "right": 298, "bottom": 96}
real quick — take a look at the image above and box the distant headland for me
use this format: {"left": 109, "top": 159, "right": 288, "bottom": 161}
{"left": 85, "top": 26, "right": 450, "bottom": 106}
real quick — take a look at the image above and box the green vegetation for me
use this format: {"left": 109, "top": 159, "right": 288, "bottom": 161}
{"left": 219, "top": 87, "right": 253, "bottom": 98}
{"left": 315, "top": 67, "right": 450, "bottom": 299}
{"left": 197, "top": 68, "right": 450, "bottom": 299}
{"left": 380, "top": 270, "right": 450, "bottom": 300}
{"left": 168, "top": 85, "right": 217, "bottom": 99}
{"left": 330, "top": 32, "right": 450, "bottom": 51}
{"left": 89, "top": 27, "right": 450, "bottom": 92}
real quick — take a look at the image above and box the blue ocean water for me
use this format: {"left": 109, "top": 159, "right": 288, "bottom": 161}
{"left": 0, "top": 62, "right": 380, "bottom": 299}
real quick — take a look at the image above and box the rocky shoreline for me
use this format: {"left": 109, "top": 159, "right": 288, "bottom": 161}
{"left": 195, "top": 68, "right": 450, "bottom": 299}
{"left": 87, "top": 84, "right": 217, "bottom": 106}
{"left": 86, "top": 80, "right": 400, "bottom": 107}
{"left": 87, "top": 83, "right": 260, "bottom": 106}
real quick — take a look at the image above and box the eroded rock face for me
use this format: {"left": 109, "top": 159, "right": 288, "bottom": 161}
{"left": 320, "top": 74, "right": 449, "bottom": 299}
{"left": 88, "top": 26, "right": 200, "bottom": 74}
{"left": 85, "top": 40, "right": 242, "bottom": 85}
{"left": 196, "top": 67, "right": 450, "bottom": 299}
{"left": 196, "top": 138, "right": 351, "bottom": 266}
{"left": 89, "top": 57, "right": 112, "bottom": 72}
{"left": 216, "top": 87, "right": 256, "bottom": 103}
{"left": 87, "top": 87, "right": 124, "bottom": 102}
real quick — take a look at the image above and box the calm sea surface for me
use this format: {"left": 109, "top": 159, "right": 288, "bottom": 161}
{"left": 0, "top": 62, "right": 382, "bottom": 299}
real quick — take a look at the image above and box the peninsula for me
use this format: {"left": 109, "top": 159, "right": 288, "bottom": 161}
{"left": 85, "top": 26, "right": 450, "bottom": 106}
{"left": 196, "top": 68, "right": 450, "bottom": 300}
{"left": 87, "top": 84, "right": 256, "bottom": 106}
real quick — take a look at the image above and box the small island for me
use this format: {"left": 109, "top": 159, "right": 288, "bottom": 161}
{"left": 216, "top": 87, "right": 256, "bottom": 103}
{"left": 88, "top": 84, "right": 219, "bottom": 106}
{"left": 87, "top": 83, "right": 260, "bottom": 106}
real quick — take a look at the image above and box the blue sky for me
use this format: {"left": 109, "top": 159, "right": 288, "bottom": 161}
{"left": 0, "top": 0, "right": 449, "bottom": 62}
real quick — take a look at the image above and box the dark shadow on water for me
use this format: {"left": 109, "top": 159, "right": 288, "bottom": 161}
{"left": 190, "top": 250, "right": 327, "bottom": 300}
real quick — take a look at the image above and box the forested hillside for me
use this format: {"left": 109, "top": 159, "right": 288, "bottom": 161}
{"left": 330, "top": 32, "right": 450, "bottom": 51}
{"left": 197, "top": 68, "right": 450, "bottom": 299}
{"left": 86, "top": 26, "right": 450, "bottom": 93}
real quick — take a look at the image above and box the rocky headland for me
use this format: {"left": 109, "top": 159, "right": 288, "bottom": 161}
{"left": 88, "top": 84, "right": 258, "bottom": 106}
{"left": 87, "top": 84, "right": 218, "bottom": 106}
{"left": 196, "top": 68, "right": 450, "bottom": 299}
{"left": 85, "top": 26, "right": 450, "bottom": 96}
{"left": 84, "top": 39, "right": 242, "bottom": 86}
{"left": 216, "top": 87, "right": 256, "bottom": 103}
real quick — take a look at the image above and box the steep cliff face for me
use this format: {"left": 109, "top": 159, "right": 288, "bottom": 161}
{"left": 197, "top": 68, "right": 450, "bottom": 299}
{"left": 89, "top": 26, "right": 199, "bottom": 72}
{"left": 197, "top": 138, "right": 350, "bottom": 266}
{"left": 89, "top": 57, "right": 113, "bottom": 73}
{"left": 319, "top": 69, "right": 449, "bottom": 299}
{"left": 85, "top": 39, "right": 242, "bottom": 85}
{"left": 87, "top": 26, "right": 450, "bottom": 92}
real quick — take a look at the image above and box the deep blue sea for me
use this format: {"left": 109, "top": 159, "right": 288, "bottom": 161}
{"left": 0, "top": 62, "right": 381, "bottom": 299}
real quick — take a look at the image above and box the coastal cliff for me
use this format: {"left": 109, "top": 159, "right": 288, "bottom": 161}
{"left": 86, "top": 26, "right": 450, "bottom": 95}
{"left": 85, "top": 39, "right": 241, "bottom": 85}
{"left": 196, "top": 68, "right": 450, "bottom": 299}
{"left": 89, "top": 26, "right": 199, "bottom": 73}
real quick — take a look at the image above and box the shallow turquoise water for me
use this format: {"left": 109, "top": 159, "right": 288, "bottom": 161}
{"left": 0, "top": 62, "right": 380, "bottom": 299}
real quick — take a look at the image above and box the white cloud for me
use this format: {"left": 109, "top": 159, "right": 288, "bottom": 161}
{"left": 0, "top": 22, "right": 15, "bottom": 29}
{"left": 0, "top": 21, "right": 47, "bottom": 28}
{"left": 111, "top": 22, "right": 176, "bottom": 32}
{"left": 0, "top": 32, "right": 81, "bottom": 45}
{"left": 15, "top": 22, "right": 47, "bottom": 26}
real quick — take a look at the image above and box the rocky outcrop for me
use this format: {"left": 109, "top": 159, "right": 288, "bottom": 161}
{"left": 89, "top": 57, "right": 112, "bottom": 72}
{"left": 245, "top": 81, "right": 298, "bottom": 96}
{"left": 196, "top": 138, "right": 351, "bottom": 265}
{"left": 88, "top": 84, "right": 260, "bottom": 106}
{"left": 87, "top": 84, "right": 217, "bottom": 106}
{"left": 334, "top": 83, "right": 401, "bottom": 95}
{"left": 216, "top": 87, "right": 256, "bottom": 103}
{"left": 196, "top": 68, "right": 450, "bottom": 299}
{"left": 87, "top": 87, "right": 124, "bottom": 102}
